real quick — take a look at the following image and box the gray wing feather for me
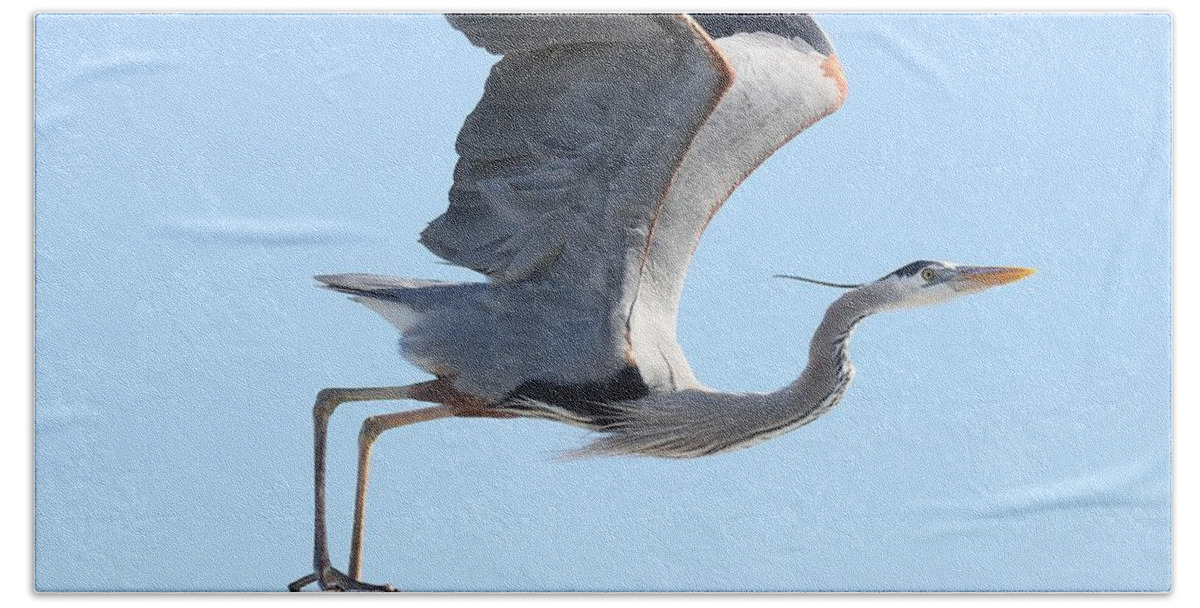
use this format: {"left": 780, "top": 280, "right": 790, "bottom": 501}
{"left": 449, "top": 14, "right": 681, "bottom": 54}
{"left": 342, "top": 15, "right": 846, "bottom": 401}
{"left": 421, "top": 14, "right": 730, "bottom": 284}
{"left": 344, "top": 14, "right": 734, "bottom": 398}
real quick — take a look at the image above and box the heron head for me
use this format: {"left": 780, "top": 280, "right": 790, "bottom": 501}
{"left": 776, "top": 260, "right": 1034, "bottom": 312}
{"left": 863, "top": 260, "right": 1034, "bottom": 311}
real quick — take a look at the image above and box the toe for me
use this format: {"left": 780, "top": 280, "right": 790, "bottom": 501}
{"left": 287, "top": 573, "right": 318, "bottom": 592}
{"left": 314, "top": 565, "right": 396, "bottom": 592}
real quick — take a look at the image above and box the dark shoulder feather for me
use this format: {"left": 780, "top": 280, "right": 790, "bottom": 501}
{"left": 691, "top": 13, "right": 835, "bottom": 55}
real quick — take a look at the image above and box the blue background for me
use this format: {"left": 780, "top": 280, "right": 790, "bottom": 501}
{"left": 34, "top": 13, "right": 1171, "bottom": 591}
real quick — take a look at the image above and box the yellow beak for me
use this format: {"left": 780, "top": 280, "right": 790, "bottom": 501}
{"left": 958, "top": 266, "right": 1036, "bottom": 288}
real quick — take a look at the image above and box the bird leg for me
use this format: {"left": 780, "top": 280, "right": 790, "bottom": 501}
{"left": 348, "top": 405, "right": 456, "bottom": 582}
{"left": 287, "top": 385, "right": 452, "bottom": 592}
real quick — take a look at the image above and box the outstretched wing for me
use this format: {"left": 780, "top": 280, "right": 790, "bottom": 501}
{"left": 626, "top": 14, "right": 848, "bottom": 390}
{"left": 423, "top": 14, "right": 731, "bottom": 284}
{"left": 398, "top": 14, "right": 845, "bottom": 401}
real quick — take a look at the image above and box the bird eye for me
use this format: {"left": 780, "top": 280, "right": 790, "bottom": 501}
{"left": 920, "top": 268, "right": 936, "bottom": 281}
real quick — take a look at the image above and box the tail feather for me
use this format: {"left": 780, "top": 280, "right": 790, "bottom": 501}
{"left": 315, "top": 273, "right": 444, "bottom": 334}
{"left": 316, "top": 272, "right": 487, "bottom": 379}
{"left": 315, "top": 273, "right": 450, "bottom": 297}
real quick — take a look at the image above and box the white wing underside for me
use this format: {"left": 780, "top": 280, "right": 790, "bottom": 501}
{"left": 396, "top": 14, "right": 846, "bottom": 399}
{"left": 627, "top": 28, "right": 847, "bottom": 390}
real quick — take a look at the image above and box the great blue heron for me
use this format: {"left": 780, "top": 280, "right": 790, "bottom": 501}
{"left": 289, "top": 13, "right": 1033, "bottom": 592}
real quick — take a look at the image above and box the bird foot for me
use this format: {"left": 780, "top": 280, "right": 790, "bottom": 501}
{"left": 287, "top": 566, "right": 398, "bottom": 592}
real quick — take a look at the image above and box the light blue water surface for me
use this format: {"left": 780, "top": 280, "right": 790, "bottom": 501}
{"left": 34, "top": 13, "right": 1171, "bottom": 591}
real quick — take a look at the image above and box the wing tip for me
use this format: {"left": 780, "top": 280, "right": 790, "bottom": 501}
{"left": 822, "top": 53, "right": 849, "bottom": 107}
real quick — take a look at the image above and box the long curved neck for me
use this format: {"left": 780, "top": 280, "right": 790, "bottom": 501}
{"left": 801, "top": 291, "right": 873, "bottom": 388}
{"left": 575, "top": 289, "right": 888, "bottom": 458}
{"left": 763, "top": 290, "right": 878, "bottom": 434}
{"left": 685, "top": 291, "right": 879, "bottom": 455}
